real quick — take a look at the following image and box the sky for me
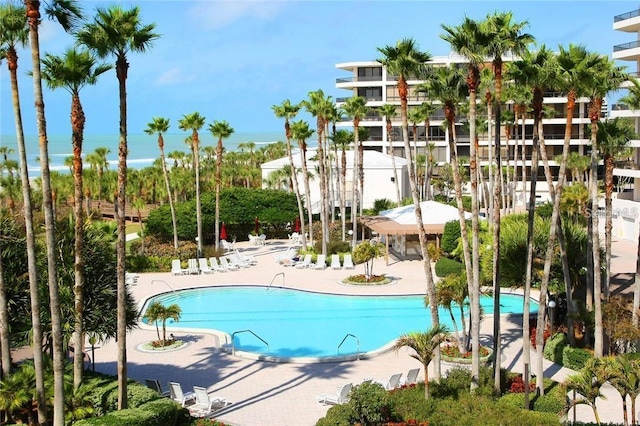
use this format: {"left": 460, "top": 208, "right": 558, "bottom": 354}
{"left": 0, "top": 0, "right": 638, "bottom": 139}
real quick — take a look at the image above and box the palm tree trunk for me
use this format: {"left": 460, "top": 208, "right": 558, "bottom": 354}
{"left": 590, "top": 111, "right": 603, "bottom": 358}
{"left": 351, "top": 135, "right": 359, "bottom": 247}
{"left": 604, "top": 154, "right": 614, "bottom": 300}
{"left": 520, "top": 109, "right": 527, "bottom": 207}
{"left": 158, "top": 135, "right": 179, "bottom": 251}
{"left": 27, "top": 3, "right": 65, "bottom": 421}
{"left": 0, "top": 245, "right": 10, "bottom": 379}
{"left": 340, "top": 149, "right": 346, "bottom": 240}
{"left": 215, "top": 139, "right": 223, "bottom": 251}
{"left": 285, "top": 125, "right": 306, "bottom": 248}
{"left": 317, "top": 120, "right": 328, "bottom": 255}
{"left": 492, "top": 100, "right": 502, "bottom": 393}
{"left": 387, "top": 120, "right": 402, "bottom": 205}
{"left": 556, "top": 214, "right": 575, "bottom": 346}
{"left": 300, "top": 146, "right": 312, "bottom": 247}
{"left": 194, "top": 136, "right": 203, "bottom": 257}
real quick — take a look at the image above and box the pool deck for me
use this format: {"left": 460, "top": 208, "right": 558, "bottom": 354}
{"left": 90, "top": 237, "right": 638, "bottom": 425}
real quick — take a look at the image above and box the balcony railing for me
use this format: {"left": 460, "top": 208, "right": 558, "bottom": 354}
{"left": 614, "top": 9, "right": 640, "bottom": 22}
{"left": 335, "top": 76, "right": 383, "bottom": 84}
{"left": 336, "top": 96, "right": 382, "bottom": 103}
{"left": 614, "top": 40, "right": 640, "bottom": 52}
{"left": 612, "top": 103, "right": 631, "bottom": 111}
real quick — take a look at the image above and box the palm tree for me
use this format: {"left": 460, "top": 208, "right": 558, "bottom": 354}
{"left": 597, "top": 119, "right": 634, "bottom": 302}
{"left": 563, "top": 358, "right": 608, "bottom": 425}
{"left": 77, "top": 5, "right": 159, "bottom": 409}
{"left": 142, "top": 302, "right": 182, "bottom": 347}
{"left": 408, "top": 107, "right": 425, "bottom": 188}
{"left": 178, "top": 113, "right": 206, "bottom": 255}
{"left": 40, "top": 47, "right": 110, "bottom": 389}
{"left": 440, "top": 19, "right": 485, "bottom": 389}
{"left": 209, "top": 120, "right": 235, "bottom": 250}
{"left": 379, "top": 104, "right": 402, "bottom": 205}
{"left": 1, "top": 3, "right": 49, "bottom": 420}
{"left": 378, "top": 38, "right": 441, "bottom": 380}
{"left": 480, "top": 13, "right": 534, "bottom": 391}
{"left": 145, "top": 117, "right": 179, "bottom": 251}
{"left": 341, "top": 96, "right": 369, "bottom": 247}
{"left": 291, "top": 119, "right": 315, "bottom": 246}
{"left": 417, "top": 101, "right": 437, "bottom": 200}
{"left": 602, "top": 356, "right": 640, "bottom": 426}
{"left": 330, "top": 129, "right": 353, "bottom": 240}
{"left": 393, "top": 325, "right": 449, "bottom": 400}
{"left": 272, "top": 100, "right": 307, "bottom": 247}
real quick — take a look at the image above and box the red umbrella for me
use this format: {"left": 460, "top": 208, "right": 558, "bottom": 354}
{"left": 220, "top": 222, "right": 227, "bottom": 241}
{"left": 255, "top": 217, "right": 260, "bottom": 234}
{"left": 294, "top": 216, "right": 301, "bottom": 233}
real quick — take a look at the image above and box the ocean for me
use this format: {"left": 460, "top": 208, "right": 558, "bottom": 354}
{"left": 0, "top": 131, "right": 285, "bottom": 176}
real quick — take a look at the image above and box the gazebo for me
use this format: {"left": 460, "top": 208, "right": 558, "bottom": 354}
{"left": 360, "top": 200, "right": 472, "bottom": 264}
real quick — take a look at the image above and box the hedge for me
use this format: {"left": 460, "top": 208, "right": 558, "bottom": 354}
{"left": 73, "top": 398, "right": 186, "bottom": 426}
{"left": 562, "top": 346, "right": 594, "bottom": 371}
{"left": 441, "top": 220, "right": 462, "bottom": 254}
{"left": 435, "top": 257, "right": 465, "bottom": 277}
{"left": 543, "top": 333, "right": 567, "bottom": 365}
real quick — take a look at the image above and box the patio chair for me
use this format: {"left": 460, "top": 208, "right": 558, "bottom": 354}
{"left": 330, "top": 254, "right": 341, "bottom": 270}
{"left": 145, "top": 378, "right": 169, "bottom": 397}
{"left": 171, "top": 259, "right": 184, "bottom": 276}
{"left": 218, "top": 256, "right": 239, "bottom": 271}
{"left": 209, "top": 257, "right": 227, "bottom": 272}
{"left": 316, "top": 382, "right": 352, "bottom": 405}
{"left": 168, "top": 382, "right": 196, "bottom": 407}
{"left": 191, "top": 386, "right": 229, "bottom": 417}
{"left": 376, "top": 373, "right": 402, "bottom": 390}
{"left": 257, "top": 233, "right": 266, "bottom": 245}
{"left": 343, "top": 254, "right": 355, "bottom": 270}
{"left": 233, "top": 249, "right": 256, "bottom": 265}
{"left": 187, "top": 258, "right": 200, "bottom": 275}
{"left": 295, "top": 254, "right": 312, "bottom": 269}
{"left": 227, "top": 253, "right": 250, "bottom": 268}
{"left": 313, "top": 254, "right": 327, "bottom": 270}
{"left": 126, "top": 272, "right": 139, "bottom": 285}
{"left": 220, "top": 239, "right": 235, "bottom": 252}
{"left": 198, "top": 258, "right": 213, "bottom": 274}
{"left": 400, "top": 368, "right": 420, "bottom": 386}
{"left": 274, "top": 246, "right": 297, "bottom": 264}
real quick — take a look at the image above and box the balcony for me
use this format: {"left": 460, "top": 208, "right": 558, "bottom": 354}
{"left": 614, "top": 9, "right": 640, "bottom": 32}
{"left": 613, "top": 40, "right": 640, "bottom": 61}
{"left": 336, "top": 96, "right": 383, "bottom": 103}
{"left": 610, "top": 103, "right": 640, "bottom": 118}
{"left": 335, "top": 76, "right": 383, "bottom": 84}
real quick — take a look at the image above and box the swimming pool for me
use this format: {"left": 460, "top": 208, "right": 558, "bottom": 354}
{"left": 142, "top": 286, "right": 538, "bottom": 361}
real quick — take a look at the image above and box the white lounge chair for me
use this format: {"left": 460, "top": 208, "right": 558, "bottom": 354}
{"left": 376, "top": 373, "right": 402, "bottom": 390}
{"left": 288, "top": 232, "right": 302, "bottom": 245}
{"left": 400, "top": 368, "right": 420, "bottom": 386}
{"left": 145, "top": 378, "right": 169, "bottom": 397}
{"left": 233, "top": 249, "right": 256, "bottom": 265}
{"left": 257, "top": 233, "right": 266, "bottom": 245}
{"left": 219, "top": 256, "right": 240, "bottom": 271}
{"left": 209, "top": 257, "right": 227, "bottom": 272}
{"left": 343, "top": 254, "right": 355, "bottom": 270}
{"left": 198, "top": 258, "right": 213, "bottom": 274}
{"left": 330, "top": 254, "right": 341, "bottom": 270}
{"left": 220, "top": 239, "right": 235, "bottom": 251}
{"left": 274, "top": 246, "right": 297, "bottom": 264}
{"left": 227, "top": 253, "right": 250, "bottom": 269}
{"left": 316, "top": 382, "right": 352, "bottom": 405}
{"left": 168, "top": 382, "right": 196, "bottom": 407}
{"left": 313, "top": 254, "right": 327, "bottom": 270}
{"left": 187, "top": 258, "right": 200, "bottom": 275}
{"left": 295, "top": 254, "right": 312, "bottom": 269}
{"left": 191, "top": 386, "right": 229, "bottom": 417}
{"left": 171, "top": 259, "right": 184, "bottom": 276}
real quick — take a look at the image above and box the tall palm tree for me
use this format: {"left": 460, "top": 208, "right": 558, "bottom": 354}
{"left": 0, "top": 0, "right": 40, "bottom": 404}
{"left": 417, "top": 101, "right": 437, "bottom": 200}
{"left": 379, "top": 104, "right": 402, "bottom": 204}
{"left": 26, "top": 1, "right": 82, "bottom": 422}
{"left": 586, "top": 55, "right": 628, "bottom": 358}
{"left": 408, "top": 107, "right": 425, "bottom": 187}
{"left": 378, "top": 38, "right": 441, "bottom": 380}
{"left": 393, "top": 325, "right": 448, "bottom": 400}
{"left": 209, "top": 120, "right": 235, "bottom": 250}
{"left": 272, "top": 100, "right": 307, "bottom": 247}
{"left": 41, "top": 47, "right": 110, "bottom": 389}
{"left": 597, "top": 118, "right": 634, "bottom": 301}
{"left": 441, "top": 19, "right": 485, "bottom": 390}
{"left": 142, "top": 302, "right": 181, "bottom": 347}
{"left": 330, "top": 129, "right": 353, "bottom": 240}
{"left": 178, "top": 113, "right": 206, "bottom": 255}
{"left": 77, "top": 5, "right": 159, "bottom": 409}
{"left": 480, "top": 12, "right": 534, "bottom": 391}
{"left": 563, "top": 358, "right": 608, "bottom": 425}
{"left": 341, "top": 96, "right": 369, "bottom": 247}
{"left": 291, "top": 119, "right": 315, "bottom": 246}
{"left": 145, "top": 117, "right": 179, "bottom": 251}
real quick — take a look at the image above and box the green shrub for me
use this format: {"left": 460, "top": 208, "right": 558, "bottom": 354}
{"left": 532, "top": 383, "right": 565, "bottom": 414}
{"left": 349, "top": 382, "right": 391, "bottom": 425}
{"left": 434, "top": 257, "right": 464, "bottom": 277}
{"left": 498, "top": 392, "right": 529, "bottom": 410}
{"left": 327, "top": 240, "right": 351, "bottom": 256}
{"left": 74, "top": 398, "right": 181, "bottom": 426}
{"left": 387, "top": 383, "right": 434, "bottom": 422}
{"left": 315, "top": 403, "right": 355, "bottom": 426}
{"left": 562, "top": 346, "right": 594, "bottom": 371}
{"left": 543, "top": 333, "right": 567, "bottom": 364}
{"left": 441, "top": 220, "right": 462, "bottom": 254}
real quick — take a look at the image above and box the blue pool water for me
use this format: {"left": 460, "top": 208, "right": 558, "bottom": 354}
{"left": 143, "top": 286, "right": 538, "bottom": 359}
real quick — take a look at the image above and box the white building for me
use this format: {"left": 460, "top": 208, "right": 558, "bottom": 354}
{"left": 610, "top": 9, "right": 640, "bottom": 240}
{"left": 260, "top": 149, "right": 409, "bottom": 213}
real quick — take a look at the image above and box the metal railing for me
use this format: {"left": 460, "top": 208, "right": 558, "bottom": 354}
{"left": 268, "top": 272, "right": 285, "bottom": 291}
{"left": 614, "top": 9, "right": 640, "bottom": 22}
{"left": 337, "top": 333, "right": 360, "bottom": 360}
{"left": 614, "top": 40, "right": 640, "bottom": 52}
{"left": 151, "top": 279, "right": 176, "bottom": 293}
{"left": 335, "top": 76, "right": 383, "bottom": 83}
{"left": 231, "top": 330, "right": 269, "bottom": 356}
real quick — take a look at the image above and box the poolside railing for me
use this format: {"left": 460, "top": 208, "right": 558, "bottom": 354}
{"left": 337, "top": 333, "right": 360, "bottom": 360}
{"left": 231, "top": 330, "right": 269, "bottom": 356}
{"left": 267, "top": 272, "right": 285, "bottom": 291}
{"left": 151, "top": 279, "right": 176, "bottom": 293}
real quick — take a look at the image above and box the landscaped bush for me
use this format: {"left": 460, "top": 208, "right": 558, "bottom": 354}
{"left": 532, "top": 383, "right": 565, "bottom": 414}
{"left": 327, "top": 240, "right": 351, "bottom": 255}
{"left": 441, "top": 220, "right": 462, "bottom": 254}
{"left": 315, "top": 403, "right": 355, "bottom": 426}
{"left": 562, "top": 346, "right": 594, "bottom": 371}
{"left": 434, "top": 257, "right": 464, "bottom": 277}
{"left": 349, "top": 382, "right": 391, "bottom": 425}
{"left": 543, "top": 332, "right": 567, "bottom": 364}
{"left": 73, "top": 398, "right": 183, "bottom": 426}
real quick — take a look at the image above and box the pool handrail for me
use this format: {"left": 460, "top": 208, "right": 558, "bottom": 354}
{"left": 231, "top": 329, "right": 269, "bottom": 356}
{"left": 337, "top": 333, "right": 360, "bottom": 360}
{"left": 151, "top": 279, "right": 176, "bottom": 293}
{"left": 267, "top": 272, "right": 285, "bottom": 291}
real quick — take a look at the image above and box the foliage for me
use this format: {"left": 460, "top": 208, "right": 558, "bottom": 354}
{"left": 369, "top": 198, "right": 396, "bottom": 215}
{"left": 563, "top": 346, "right": 594, "bottom": 371}
{"left": 327, "top": 240, "right": 351, "bottom": 256}
{"left": 426, "top": 242, "right": 442, "bottom": 261}
{"left": 349, "top": 381, "right": 392, "bottom": 425}
{"left": 535, "top": 202, "right": 554, "bottom": 218}
{"left": 533, "top": 383, "right": 566, "bottom": 414}
{"left": 73, "top": 398, "right": 181, "bottom": 425}
{"left": 316, "top": 403, "right": 355, "bottom": 426}
{"left": 434, "top": 257, "right": 464, "bottom": 277}
{"left": 602, "top": 295, "right": 640, "bottom": 354}
{"left": 352, "top": 241, "right": 384, "bottom": 279}
{"left": 441, "top": 220, "right": 463, "bottom": 254}
{"left": 142, "top": 301, "right": 182, "bottom": 345}
{"left": 543, "top": 332, "right": 567, "bottom": 364}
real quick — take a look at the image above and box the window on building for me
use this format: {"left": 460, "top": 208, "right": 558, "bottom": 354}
{"left": 357, "top": 87, "right": 382, "bottom": 101}
{"left": 357, "top": 67, "right": 382, "bottom": 81}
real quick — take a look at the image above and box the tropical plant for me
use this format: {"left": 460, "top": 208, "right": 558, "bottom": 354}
{"left": 143, "top": 302, "right": 181, "bottom": 346}
{"left": 393, "top": 325, "right": 449, "bottom": 400}
{"left": 291, "top": 119, "right": 315, "bottom": 246}
{"left": 563, "top": 358, "right": 608, "bottom": 425}
{"left": 378, "top": 104, "right": 402, "bottom": 204}
{"left": 209, "top": 120, "right": 235, "bottom": 251}
{"left": 352, "top": 241, "right": 384, "bottom": 281}
{"left": 77, "top": 4, "right": 160, "bottom": 409}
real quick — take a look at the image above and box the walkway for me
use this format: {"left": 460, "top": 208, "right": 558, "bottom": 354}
{"left": 88, "top": 238, "right": 637, "bottom": 425}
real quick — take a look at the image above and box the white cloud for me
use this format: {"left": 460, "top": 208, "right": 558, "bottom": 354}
{"left": 187, "top": 0, "right": 287, "bottom": 30}
{"left": 153, "top": 67, "right": 195, "bottom": 86}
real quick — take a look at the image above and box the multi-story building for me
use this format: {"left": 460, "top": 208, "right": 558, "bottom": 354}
{"left": 335, "top": 55, "right": 595, "bottom": 206}
{"left": 611, "top": 9, "right": 640, "bottom": 240}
